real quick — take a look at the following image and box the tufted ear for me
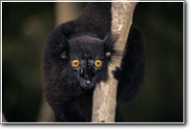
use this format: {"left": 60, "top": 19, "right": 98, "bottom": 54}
{"left": 61, "top": 51, "right": 67, "bottom": 59}
{"left": 58, "top": 41, "right": 69, "bottom": 60}
{"left": 103, "top": 33, "right": 118, "bottom": 58}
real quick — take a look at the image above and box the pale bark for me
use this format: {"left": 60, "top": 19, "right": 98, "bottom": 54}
{"left": 2, "top": 113, "right": 7, "bottom": 122}
{"left": 92, "top": 2, "right": 138, "bottom": 122}
{"left": 55, "top": 2, "right": 81, "bottom": 26}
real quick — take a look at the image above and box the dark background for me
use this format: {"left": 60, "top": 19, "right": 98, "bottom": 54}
{"left": 2, "top": 2, "right": 183, "bottom": 122}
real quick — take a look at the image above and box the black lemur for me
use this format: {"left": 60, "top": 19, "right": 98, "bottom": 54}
{"left": 43, "top": 2, "right": 145, "bottom": 122}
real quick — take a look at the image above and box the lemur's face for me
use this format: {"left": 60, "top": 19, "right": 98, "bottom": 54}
{"left": 67, "top": 36, "right": 109, "bottom": 89}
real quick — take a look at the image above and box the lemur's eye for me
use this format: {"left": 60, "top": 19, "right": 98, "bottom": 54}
{"left": 94, "top": 60, "right": 102, "bottom": 67}
{"left": 71, "top": 60, "right": 80, "bottom": 67}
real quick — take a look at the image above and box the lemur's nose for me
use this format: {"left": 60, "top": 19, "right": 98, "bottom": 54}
{"left": 84, "top": 80, "right": 92, "bottom": 87}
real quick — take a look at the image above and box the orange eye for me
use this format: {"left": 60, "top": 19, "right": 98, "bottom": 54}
{"left": 71, "top": 60, "right": 80, "bottom": 67}
{"left": 94, "top": 60, "right": 102, "bottom": 68}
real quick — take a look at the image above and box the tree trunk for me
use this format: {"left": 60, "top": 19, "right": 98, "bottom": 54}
{"left": 2, "top": 113, "right": 7, "bottom": 122}
{"left": 92, "top": 2, "right": 138, "bottom": 122}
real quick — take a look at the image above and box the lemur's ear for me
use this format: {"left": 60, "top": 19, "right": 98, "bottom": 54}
{"left": 61, "top": 51, "right": 67, "bottom": 59}
{"left": 103, "top": 33, "right": 118, "bottom": 58}
{"left": 60, "top": 43, "right": 69, "bottom": 59}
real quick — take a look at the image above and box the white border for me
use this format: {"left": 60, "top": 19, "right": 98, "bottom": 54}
{"left": 0, "top": 1, "right": 185, "bottom": 2}
{"left": 0, "top": 0, "right": 186, "bottom": 126}
{"left": 0, "top": 2, "right": 3, "bottom": 123}
{"left": 183, "top": 0, "right": 185, "bottom": 125}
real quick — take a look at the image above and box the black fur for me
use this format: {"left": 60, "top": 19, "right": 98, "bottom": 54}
{"left": 42, "top": 2, "right": 145, "bottom": 122}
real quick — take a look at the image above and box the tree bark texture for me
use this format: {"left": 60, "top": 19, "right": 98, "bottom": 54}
{"left": 92, "top": 2, "right": 138, "bottom": 122}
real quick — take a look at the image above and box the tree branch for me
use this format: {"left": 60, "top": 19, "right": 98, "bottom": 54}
{"left": 92, "top": 2, "right": 138, "bottom": 122}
